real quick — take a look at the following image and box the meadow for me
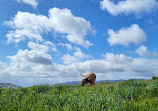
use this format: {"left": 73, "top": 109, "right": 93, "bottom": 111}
{"left": 0, "top": 78, "right": 158, "bottom": 111}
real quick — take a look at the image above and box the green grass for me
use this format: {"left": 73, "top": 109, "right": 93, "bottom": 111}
{"left": 0, "top": 79, "right": 158, "bottom": 111}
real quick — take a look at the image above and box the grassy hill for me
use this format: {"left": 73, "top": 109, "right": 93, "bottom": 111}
{"left": 0, "top": 79, "right": 158, "bottom": 111}
{"left": 0, "top": 83, "right": 19, "bottom": 89}
{"left": 60, "top": 79, "right": 126, "bottom": 85}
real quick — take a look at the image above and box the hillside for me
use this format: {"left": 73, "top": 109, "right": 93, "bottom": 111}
{"left": 0, "top": 83, "right": 19, "bottom": 89}
{"left": 60, "top": 79, "right": 126, "bottom": 85}
{"left": 0, "top": 79, "right": 158, "bottom": 111}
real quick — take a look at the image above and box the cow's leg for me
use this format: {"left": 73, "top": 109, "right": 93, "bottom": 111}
{"left": 90, "top": 82, "right": 95, "bottom": 86}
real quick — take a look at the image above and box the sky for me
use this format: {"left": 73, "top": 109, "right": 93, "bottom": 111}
{"left": 0, "top": 0, "right": 158, "bottom": 86}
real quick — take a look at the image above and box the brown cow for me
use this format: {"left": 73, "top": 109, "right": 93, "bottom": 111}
{"left": 81, "top": 72, "right": 96, "bottom": 86}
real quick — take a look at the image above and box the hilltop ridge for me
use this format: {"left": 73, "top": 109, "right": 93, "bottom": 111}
{"left": 0, "top": 83, "right": 19, "bottom": 89}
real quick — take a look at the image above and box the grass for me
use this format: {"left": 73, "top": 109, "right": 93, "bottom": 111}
{"left": 0, "top": 79, "right": 158, "bottom": 111}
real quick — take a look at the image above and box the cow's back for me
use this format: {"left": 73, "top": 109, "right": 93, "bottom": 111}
{"left": 86, "top": 72, "right": 96, "bottom": 81}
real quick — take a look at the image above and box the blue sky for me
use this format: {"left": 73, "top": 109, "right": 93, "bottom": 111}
{"left": 0, "top": 0, "right": 158, "bottom": 86}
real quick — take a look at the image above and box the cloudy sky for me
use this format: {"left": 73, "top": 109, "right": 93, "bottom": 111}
{"left": 0, "top": 0, "right": 158, "bottom": 86}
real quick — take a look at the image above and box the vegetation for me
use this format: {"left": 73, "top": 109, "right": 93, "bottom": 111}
{"left": 0, "top": 79, "right": 158, "bottom": 111}
{"left": 152, "top": 76, "right": 158, "bottom": 80}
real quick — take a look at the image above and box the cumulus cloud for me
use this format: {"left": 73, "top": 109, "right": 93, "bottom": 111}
{"left": 136, "top": 45, "right": 158, "bottom": 58}
{"left": 8, "top": 49, "right": 52, "bottom": 65}
{"left": 136, "top": 45, "right": 148, "bottom": 56}
{"left": 100, "top": 0, "right": 158, "bottom": 16}
{"left": 5, "top": 11, "right": 51, "bottom": 43}
{"left": 107, "top": 24, "right": 146, "bottom": 46}
{"left": 0, "top": 62, "right": 7, "bottom": 77}
{"left": 44, "top": 41, "right": 58, "bottom": 52}
{"left": 104, "top": 53, "right": 132, "bottom": 62}
{"left": 62, "top": 48, "right": 89, "bottom": 64}
{"left": 28, "top": 42, "right": 49, "bottom": 52}
{"left": 1, "top": 52, "right": 158, "bottom": 86}
{"left": 67, "top": 34, "right": 93, "bottom": 48}
{"left": 62, "top": 54, "right": 79, "bottom": 65}
{"left": 62, "top": 53, "right": 158, "bottom": 78}
{"left": 74, "top": 48, "right": 89, "bottom": 59}
{"left": 49, "top": 7, "right": 94, "bottom": 48}
{"left": 5, "top": 49, "right": 52, "bottom": 78}
{"left": 5, "top": 7, "right": 94, "bottom": 48}
{"left": 58, "top": 43, "right": 73, "bottom": 50}
{"left": 28, "top": 41, "right": 57, "bottom": 52}
{"left": 82, "top": 53, "right": 158, "bottom": 77}
{"left": 49, "top": 8, "right": 94, "bottom": 36}
{"left": 17, "top": 0, "right": 38, "bottom": 7}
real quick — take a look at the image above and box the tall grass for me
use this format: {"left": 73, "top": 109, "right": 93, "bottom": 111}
{"left": 0, "top": 79, "right": 158, "bottom": 111}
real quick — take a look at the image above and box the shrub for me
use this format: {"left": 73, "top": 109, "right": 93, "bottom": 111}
{"left": 152, "top": 76, "right": 158, "bottom": 80}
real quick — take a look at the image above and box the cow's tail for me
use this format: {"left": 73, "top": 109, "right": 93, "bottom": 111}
{"left": 80, "top": 73, "right": 86, "bottom": 77}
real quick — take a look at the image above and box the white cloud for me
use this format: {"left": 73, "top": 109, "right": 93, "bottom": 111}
{"left": 60, "top": 53, "right": 158, "bottom": 78}
{"left": 67, "top": 34, "right": 93, "bottom": 48}
{"left": 104, "top": 53, "right": 132, "bottom": 62}
{"left": 28, "top": 41, "right": 57, "bottom": 53}
{"left": 1, "top": 51, "right": 158, "bottom": 86}
{"left": 6, "top": 48, "right": 158, "bottom": 81}
{"left": 5, "top": 7, "right": 94, "bottom": 48}
{"left": 62, "top": 54, "right": 78, "bottom": 65}
{"left": 62, "top": 48, "right": 89, "bottom": 65}
{"left": 49, "top": 8, "right": 94, "bottom": 36}
{"left": 58, "top": 43, "right": 73, "bottom": 50}
{"left": 8, "top": 49, "right": 52, "bottom": 65}
{"left": 136, "top": 45, "right": 158, "bottom": 58}
{"left": 28, "top": 42, "right": 49, "bottom": 52}
{"left": 100, "top": 0, "right": 158, "bottom": 16}
{"left": 0, "top": 62, "right": 7, "bottom": 78}
{"left": 74, "top": 48, "right": 89, "bottom": 59}
{"left": 17, "top": 0, "right": 38, "bottom": 7}
{"left": 49, "top": 7, "right": 94, "bottom": 48}
{"left": 136, "top": 45, "right": 148, "bottom": 56}
{"left": 107, "top": 24, "right": 146, "bottom": 46}
{"left": 44, "top": 41, "right": 58, "bottom": 52}
{"left": 5, "top": 11, "right": 51, "bottom": 43}
{"left": 82, "top": 53, "right": 158, "bottom": 77}
{"left": 5, "top": 49, "right": 52, "bottom": 78}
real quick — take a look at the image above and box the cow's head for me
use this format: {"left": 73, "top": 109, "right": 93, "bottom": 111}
{"left": 81, "top": 78, "right": 89, "bottom": 86}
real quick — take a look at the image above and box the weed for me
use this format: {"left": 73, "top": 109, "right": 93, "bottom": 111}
{"left": 0, "top": 79, "right": 158, "bottom": 111}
